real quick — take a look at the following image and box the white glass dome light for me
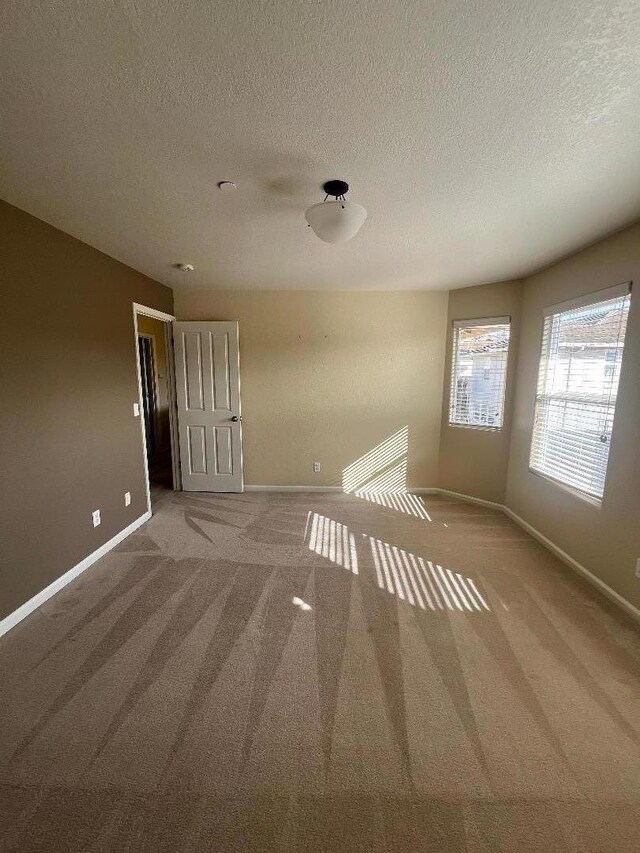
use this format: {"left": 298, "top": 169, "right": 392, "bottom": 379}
{"left": 305, "top": 180, "right": 367, "bottom": 244}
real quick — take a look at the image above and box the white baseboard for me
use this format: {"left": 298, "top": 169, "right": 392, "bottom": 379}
{"left": 245, "top": 485, "right": 343, "bottom": 492}
{"left": 502, "top": 506, "right": 640, "bottom": 625}
{"left": 435, "top": 487, "right": 504, "bottom": 510}
{"left": 0, "top": 511, "right": 151, "bottom": 640}
{"left": 244, "top": 485, "right": 439, "bottom": 494}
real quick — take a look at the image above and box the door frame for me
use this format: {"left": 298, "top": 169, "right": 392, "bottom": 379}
{"left": 132, "top": 303, "right": 180, "bottom": 514}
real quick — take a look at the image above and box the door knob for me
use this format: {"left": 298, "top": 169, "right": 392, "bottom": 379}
{"left": 231, "top": 415, "right": 241, "bottom": 422}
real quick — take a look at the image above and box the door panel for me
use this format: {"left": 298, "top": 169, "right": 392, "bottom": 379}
{"left": 173, "top": 321, "right": 243, "bottom": 491}
{"left": 213, "top": 426, "right": 231, "bottom": 474}
{"left": 187, "top": 425, "right": 207, "bottom": 474}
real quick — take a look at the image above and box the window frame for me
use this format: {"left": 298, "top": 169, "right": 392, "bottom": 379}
{"left": 448, "top": 315, "right": 511, "bottom": 432}
{"left": 528, "top": 281, "right": 632, "bottom": 505}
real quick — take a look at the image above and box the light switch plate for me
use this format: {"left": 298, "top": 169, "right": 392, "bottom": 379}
{"left": 92, "top": 509, "right": 101, "bottom": 527}
{"left": 133, "top": 402, "right": 140, "bottom": 417}
{"left": 635, "top": 559, "right": 640, "bottom": 579}
{"left": 124, "top": 492, "right": 131, "bottom": 507}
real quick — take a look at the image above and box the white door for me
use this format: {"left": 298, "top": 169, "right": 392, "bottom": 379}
{"left": 173, "top": 321, "right": 243, "bottom": 492}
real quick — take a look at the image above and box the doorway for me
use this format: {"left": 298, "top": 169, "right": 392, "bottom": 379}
{"left": 133, "top": 306, "right": 244, "bottom": 512}
{"left": 137, "top": 334, "right": 158, "bottom": 460}
{"left": 137, "top": 326, "right": 173, "bottom": 505}
{"left": 133, "top": 304, "right": 180, "bottom": 512}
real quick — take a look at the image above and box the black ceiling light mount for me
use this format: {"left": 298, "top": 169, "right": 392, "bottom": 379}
{"left": 322, "top": 179, "right": 350, "bottom": 201}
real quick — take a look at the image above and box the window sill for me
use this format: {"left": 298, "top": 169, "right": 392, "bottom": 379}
{"left": 448, "top": 422, "right": 503, "bottom": 433}
{"left": 528, "top": 467, "right": 603, "bottom": 508}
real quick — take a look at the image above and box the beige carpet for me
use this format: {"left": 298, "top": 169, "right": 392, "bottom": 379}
{"left": 1, "top": 491, "right": 639, "bottom": 852}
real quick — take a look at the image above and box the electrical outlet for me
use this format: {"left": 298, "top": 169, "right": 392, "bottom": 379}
{"left": 313, "top": 461, "right": 321, "bottom": 473}
{"left": 635, "top": 559, "right": 640, "bottom": 579}
{"left": 124, "top": 492, "right": 131, "bottom": 507}
{"left": 92, "top": 509, "right": 101, "bottom": 528}
{"left": 133, "top": 402, "right": 140, "bottom": 417}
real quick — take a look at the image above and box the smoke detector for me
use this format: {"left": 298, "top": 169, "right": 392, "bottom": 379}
{"left": 217, "top": 181, "right": 237, "bottom": 192}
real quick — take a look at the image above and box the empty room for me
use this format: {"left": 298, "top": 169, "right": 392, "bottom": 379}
{"left": 1, "top": 2, "right": 639, "bottom": 851}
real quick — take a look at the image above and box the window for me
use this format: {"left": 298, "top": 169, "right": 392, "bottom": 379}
{"left": 449, "top": 317, "right": 511, "bottom": 429}
{"left": 529, "top": 283, "right": 631, "bottom": 502}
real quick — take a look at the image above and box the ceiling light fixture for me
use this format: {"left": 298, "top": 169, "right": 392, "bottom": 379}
{"left": 305, "top": 180, "right": 367, "bottom": 243}
{"left": 177, "top": 263, "right": 194, "bottom": 272}
{"left": 217, "top": 180, "right": 237, "bottom": 191}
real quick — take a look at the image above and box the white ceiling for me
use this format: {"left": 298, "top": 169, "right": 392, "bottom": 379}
{"left": 2, "top": 1, "right": 640, "bottom": 292}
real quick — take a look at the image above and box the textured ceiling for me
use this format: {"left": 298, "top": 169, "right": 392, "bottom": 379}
{"left": 2, "top": 1, "right": 640, "bottom": 291}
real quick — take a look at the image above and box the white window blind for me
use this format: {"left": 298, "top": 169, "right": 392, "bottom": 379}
{"left": 529, "top": 285, "right": 631, "bottom": 501}
{"left": 449, "top": 318, "right": 510, "bottom": 429}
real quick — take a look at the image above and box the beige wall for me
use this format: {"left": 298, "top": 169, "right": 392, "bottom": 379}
{"left": 136, "top": 314, "right": 170, "bottom": 452}
{"left": 506, "top": 222, "right": 640, "bottom": 609}
{"left": 0, "top": 201, "right": 173, "bottom": 618}
{"left": 438, "top": 280, "right": 523, "bottom": 503}
{"left": 175, "top": 290, "right": 448, "bottom": 489}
